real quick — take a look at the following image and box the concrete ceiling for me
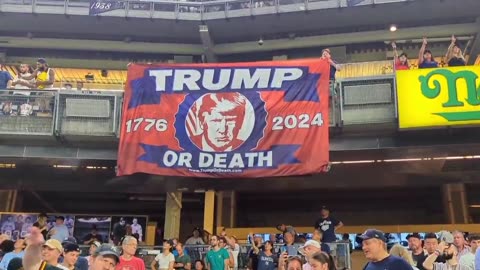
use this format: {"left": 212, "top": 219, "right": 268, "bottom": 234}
{"left": 0, "top": 0, "right": 479, "bottom": 55}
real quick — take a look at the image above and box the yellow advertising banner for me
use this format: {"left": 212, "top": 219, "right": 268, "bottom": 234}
{"left": 396, "top": 66, "right": 480, "bottom": 129}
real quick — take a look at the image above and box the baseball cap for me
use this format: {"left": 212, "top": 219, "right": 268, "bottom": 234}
{"left": 407, "top": 233, "right": 422, "bottom": 240}
{"left": 91, "top": 241, "right": 101, "bottom": 248}
{"left": 437, "top": 231, "right": 454, "bottom": 244}
{"left": 37, "top": 58, "right": 47, "bottom": 64}
{"left": 94, "top": 244, "right": 120, "bottom": 263}
{"left": 359, "top": 229, "right": 387, "bottom": 242}
{"left": 63, "top": 236, "right": 77, "bottom": 244}
{"left": 43, "top": 239, "right": 63, "bottom": 253}
{"left": 63, "top": 242, "right": 80, "bottom": 253}
{"left": 298, "top": 240, "right": 321, "bottom": 255}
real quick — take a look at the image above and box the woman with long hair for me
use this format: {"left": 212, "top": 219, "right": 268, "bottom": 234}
{"left": 445, "top": 35, "right": 466, "bottom": 66}
{"left": 418, "top": 37, "right": 438, "bottom": 69}
{"left": 308, "top": 252, "right": 336, "bottom": 270}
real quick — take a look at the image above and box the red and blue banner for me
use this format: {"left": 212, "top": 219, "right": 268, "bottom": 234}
{"left": 117, "top": 59, "right": 330, "bottom": 178}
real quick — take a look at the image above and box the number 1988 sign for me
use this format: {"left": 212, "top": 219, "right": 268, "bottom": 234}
{"left": 117, "top": 59, "right": 330, "bottom": 178}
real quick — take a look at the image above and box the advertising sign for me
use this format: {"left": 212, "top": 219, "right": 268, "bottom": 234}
{"left": 397, "top": 66, "right": 480, "bottom": 129}
{"left": 117, "top": 60, "right": 330, "bottom": 177}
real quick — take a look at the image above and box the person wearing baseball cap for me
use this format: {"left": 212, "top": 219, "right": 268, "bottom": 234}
{"left": 61, "top": 237, "right": 88, "bottom": 270}
{"left": 406, "top": 233, "right": 427, "bottom": 270}
{"left": 85, "top": 241, "right": 101, "bottom": 266}
{"left": 360, "top": 229, "right": 413, "bottom": 270}
{"left": 61, "top": 243, "right": 80, "bottom": 270}
{"left": 89, "top": 244, "right": 119, "bottom": 270}
{"left": 41, "top": 239, "right": 69, "bottom": 270}
{"left": 314, "top": 206, "right": 343, "bottom": 243}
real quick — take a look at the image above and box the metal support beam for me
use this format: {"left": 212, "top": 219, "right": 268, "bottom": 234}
{"left": 199, "top": 24, "right": 218, "bottom": 63}
{"left": 442, "top": 184, "right": 469, "bottom": 224}
{"left": 466, "top": 18, "right": 480, "bottom": 65}
{"left": 0, "top": 190, "right": 17, "bottom": 212}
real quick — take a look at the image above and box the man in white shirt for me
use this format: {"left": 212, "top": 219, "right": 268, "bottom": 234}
{"left": 131, "top": 218, "right": 143, "bottom": 242}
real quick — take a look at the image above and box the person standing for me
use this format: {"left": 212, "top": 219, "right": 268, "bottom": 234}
{"left": 112, "top": 218, "right": 127, "bottom": 246}
{"left": 61, "top": 243, "right": 80, "bottom": 270}
{"left": 418, "top": 37, "right": 439, "bottom": 69}
{"left": 116, "top": 236, "right": 145, "bottom": 270}
{"left": 256, "top": 241, "right": 277, "bottom": 270}
{"left": 33, "top": 214, "right": 49, "bottom": 241}
{"left": 314, "top": 206, "right": 343, "bottom": 243}
{"left": 453, "top": 231, "right": 471, "bottom": 261}
{"left": 174, "top": 242, "right": 191, "bottom": 270}
{"left": 407, "top": 233, "right": 427, "bottom": 270}
{"left": 360, "top": 229, "right": 413, "bottom": 270}
{"left": 205, "top": 236, "right": 230, "bottom": 270}
{"left": 459, "top": 234, "right": 480, "bottom": 270}
{"left": 185, "top": 229, "right": 204, "bottom": 246}
{"left": 48, "top": 217, "right": 69, "bottom": 243}
{"left": 151, "top": 240, "right": 175, "bottom": 270}
{"left": 130, "top": 219, "right": 143, "bottom": 243}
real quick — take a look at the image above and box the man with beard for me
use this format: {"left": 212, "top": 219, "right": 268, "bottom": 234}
{"left": 407, "top": 233, "right": 427, "bottom": 270}
{"left": 205, "top": 236, "right": 229, "bottom": 270}
{"left": 423, "top": 231, "right": 471, "bottom": 270}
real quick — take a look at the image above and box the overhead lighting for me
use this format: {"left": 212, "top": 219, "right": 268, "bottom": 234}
{"left": 390, "top": 25, "right": 397, "bottom": 32}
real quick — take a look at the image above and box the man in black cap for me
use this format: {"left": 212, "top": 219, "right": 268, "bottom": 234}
{"left": 61, "top": 243, "right": 80, "bottom": 270}
{"left": 61, "top": 237, "right": 88, "bottom": 270}
{"left": 407, "top": 233, "right": 427, "bottom": 270}
{"left": 360, "top": 229, "right": 413, "bottom": 270}
{"left": 313, "top": 206, "right": 343, "bottom": 243}
{"left": 88, "top": 244, "right": 119, "bottom": 270}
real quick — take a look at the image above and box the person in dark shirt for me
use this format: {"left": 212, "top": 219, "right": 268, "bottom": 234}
{"left": 256, "top": 241, "right": 277, "bottom": 270}
{"left": 249, "top": 235, "right": 264, "bottom": 270}
{"left": 32, "top": 213, "right": 49, "bottom": 241}
{"left": 360, "top": 229, "right": 413, "bottom": 270}
{"left": 418, "top": 37, "right": 439, "bottom": 69}
{"left": 407, "top": 233, "right": 427, "bottom": 270}
{"left": 111, "top": 218, "right": 126, "bottom": 245}
{"left": 83, "top": 226, "right": 103, "bottom": 245}
{"left": 314, "top": 206, "right": 343, "bottom": 243}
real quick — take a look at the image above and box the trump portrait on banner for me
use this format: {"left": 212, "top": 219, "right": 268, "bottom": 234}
{"left": 188, "top": 93, "right": 250, "bottom": 152}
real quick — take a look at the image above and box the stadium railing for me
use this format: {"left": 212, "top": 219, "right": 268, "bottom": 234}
{"left": 0, "top": 0, "right": 416, "bottom": 20}
{"left": 77, "top": 243, "right": 352, "bottom": 270}
{"left": 0, "top": 75, "right": 399, "bottom": 138}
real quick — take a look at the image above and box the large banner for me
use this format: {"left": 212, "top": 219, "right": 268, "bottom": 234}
{"left": 117, "top": 60, "right": 330, "bottom": 177}
{"left": 397, "top": 66, "right": 480, "bottom": 129}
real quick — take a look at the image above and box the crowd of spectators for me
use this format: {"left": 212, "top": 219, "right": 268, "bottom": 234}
{"left": 1, "top": 207, "right": 480, "bottom": 270}
{"left": 391, "top": 35, "right": 467, "bottom": 71}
